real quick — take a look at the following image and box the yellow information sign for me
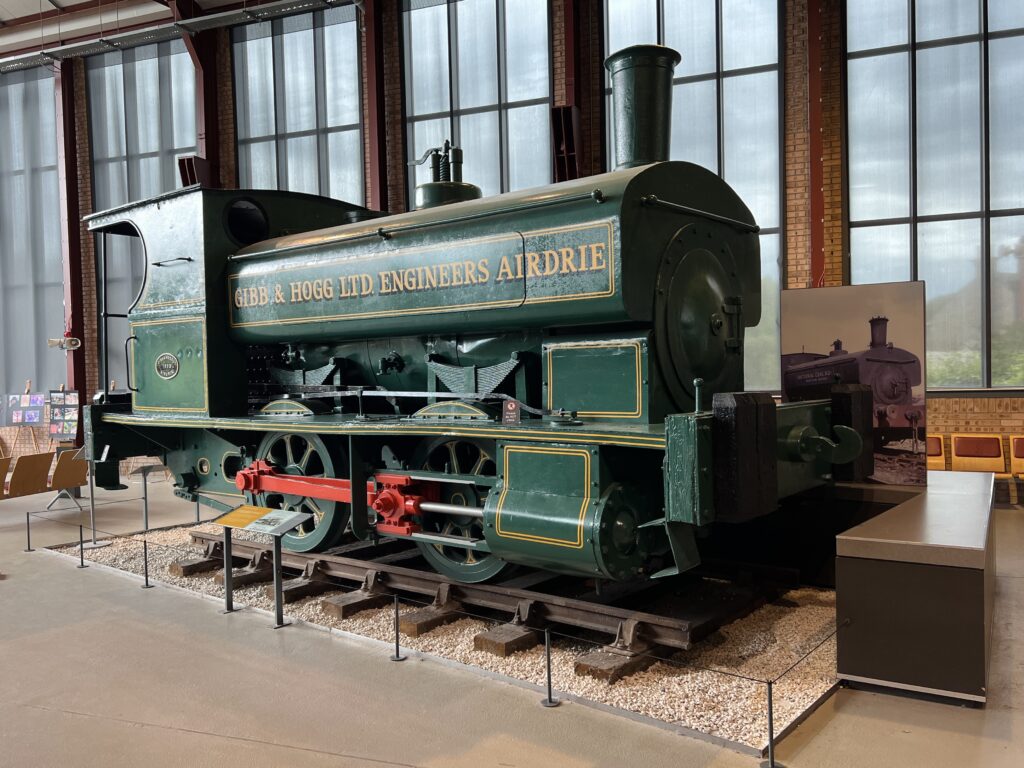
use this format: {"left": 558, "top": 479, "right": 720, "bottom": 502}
{"left": 214, "top": 504, "right": 273, "bottom": 530}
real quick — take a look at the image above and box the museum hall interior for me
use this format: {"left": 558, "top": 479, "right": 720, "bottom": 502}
{"left": 0, "top": 1, "right": 1021, "bottom": 766}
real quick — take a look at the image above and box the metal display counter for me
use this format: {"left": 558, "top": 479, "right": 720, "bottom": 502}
{"left": 836, "top": 471, "right": 995, "bottom": 703}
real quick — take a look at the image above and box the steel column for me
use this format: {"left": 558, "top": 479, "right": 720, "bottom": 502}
{"left": 171, "top": 0, "right": 220, "bottom": 186}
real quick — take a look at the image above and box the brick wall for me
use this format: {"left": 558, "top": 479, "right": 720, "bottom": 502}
{"left": 0, "top": 425, "right": 49, "bottom": 461}
{"left": 381, "top": 0, "right": 407, "bottom": 214}
{"left": 928, "top": 397, "right": 1024, "bottom": 436}
{"left": 216, "top": 27, "right": 237, "bottom": 189}
{"left": 783, "top": 0, "right": 844, "bottom": 289}
{"left": 549, "top": 0, "right": 604, "bottom": 178}
{"left": 820, "top": 0, "right": 844, "bottom": 286}
{"left": 784, "top": 0, "right": 810, "bottom": 288}
{"left": 75, "top": 57, "right": 98, "bottom": 403}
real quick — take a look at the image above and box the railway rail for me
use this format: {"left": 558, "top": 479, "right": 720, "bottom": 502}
{"left": 187, "top": 529, "right": 790, "bottom": 661}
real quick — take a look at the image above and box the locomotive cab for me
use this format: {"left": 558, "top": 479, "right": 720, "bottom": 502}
{"left": 85, "top": 187, "right": 381, "bottom": 417}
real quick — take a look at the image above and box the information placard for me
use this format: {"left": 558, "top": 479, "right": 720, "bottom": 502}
{"left": 49, "top": 390, "right": 80, "bottom": 438}
{"left": 215, "top": 505, "right": 313, "bottom": 536}
{"left": 3, "top": 393, "right": 46, "bottom": 427}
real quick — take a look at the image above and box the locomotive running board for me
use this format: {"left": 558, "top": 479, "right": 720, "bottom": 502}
{"left": 189, "top": 530, "right": 784, "bottom": 651}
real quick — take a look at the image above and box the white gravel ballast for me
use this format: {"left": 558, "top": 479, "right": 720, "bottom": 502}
{"left": 51, "top": 524, "right": 839, "bottom": 752}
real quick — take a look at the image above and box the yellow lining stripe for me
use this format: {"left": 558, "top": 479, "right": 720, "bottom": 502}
{"left": 129, "top": 317, "right": 209, "bottom": 413}
{"left": 546, "top": 340, "right": 642, "bottom": 417}
{"left": 100, "top": 413, "right": 666, "bottom": 450}
{"left": 495, "top": 445, "right": 590, "bottom": 548}
{"left": 414, "top": 401, "right": 489, "bottom": 417}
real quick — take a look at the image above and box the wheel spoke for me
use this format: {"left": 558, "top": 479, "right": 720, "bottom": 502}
{"left": 446, "top": 442, "right": 462, "bottom": 475}
{"left": 415, "top": 437, "right": 506, "bottom": 580}
{"left": 298, "top": 442, "right": 315, "bottom": 472}
{"left": 469, "top": 452, "right": 490, "bottom": 476}
{"left": 305, "top": 498, "right": 323, "bottom": 522}
{"left": 284, "top": 436, "right": 296, "bottom": 467}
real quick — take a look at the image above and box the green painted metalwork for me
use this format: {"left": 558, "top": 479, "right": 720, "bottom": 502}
{"left": 663, "top": 412, "right": 715, "bottom": 528}
{"left": 605, "top": 45, "right": 681, "bottom": 170}
{"left": 222, "top": 162, "right": 760, "bottom": 416}
{"left": 130, "top": 317, "right": 207, "bottom": 412}
{"left": 775, "top": 400, "right": 856, "bottom": 498}
{"left": 85, "top": 187, "right": 379, "bottom": 417}
{"left": 78, "top": 48, "right": 873, "bottom": 583}
{"left": 543, "top": 334, "right": 650, "bottom": 422}
{"left": 479, "top": 441, "right": 662, "bottom": 580}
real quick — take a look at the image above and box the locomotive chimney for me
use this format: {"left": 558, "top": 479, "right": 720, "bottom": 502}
{"left": 869, "top": 316, "right": 889, "bottom": 349}
{"left": 604, "top": 45, "right": 681, "bottom": 170}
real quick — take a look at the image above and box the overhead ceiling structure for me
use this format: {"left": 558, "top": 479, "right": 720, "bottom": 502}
{"left": 0, "top": 0, "right": 174, "bottom": 61}
{"left": 0, "top": 0, "right": 353, "bottom": 70}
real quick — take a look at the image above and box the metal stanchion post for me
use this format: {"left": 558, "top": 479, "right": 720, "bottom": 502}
{"left": 88, "top": 460, "right": 98, "bottom": 544}
{"left": 141, "top": 469, "right": 150, "bottom": 531}
{"left": 77, "top": 525, "right": 88, "bottom": 569}
{"left": 141, "top": 540, "right": 153, "bottom": 589}
{"left": 222, "top": 527, "right": 235, "bottom": 614}
{"left": 541, "top": 628, "right": 560, "bottom": 707}
{"left": 82, "top": 459, "right": 110, "bottom": 550}
{"left": 271, "top": 534, "right": 288, "bottom": 628}
{"left": 760, "top": 680, "right": 782, "bottom": 768}
{"left": 24, "top": 512, "right": 33, "bottom": 552}
{"left": 390, "top": 594, "right": 406, "bottom": 662}
{"left": 195, "top": 498, "right": 200, "bottom": 523}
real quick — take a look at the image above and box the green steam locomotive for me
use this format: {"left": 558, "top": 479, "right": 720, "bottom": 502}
{"left": 84, "top": 46, "right": 871, "bottom": 583}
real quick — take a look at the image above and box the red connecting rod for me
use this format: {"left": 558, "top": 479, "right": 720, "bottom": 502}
{"left": 234, "top": 460, "right": 435, "bottom": 535}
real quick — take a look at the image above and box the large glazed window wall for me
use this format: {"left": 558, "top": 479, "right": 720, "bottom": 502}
{"left": 847, "top": 0, "right": 1024, "bottom": 389}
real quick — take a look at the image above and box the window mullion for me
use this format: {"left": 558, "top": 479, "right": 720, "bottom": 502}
{"left": 715, "top": 0, "right": 725, "bottom": 178}
{"left": 981, "top": 0, "right": 993, "bottom": 387}
{"left": 314, "top": 12, "right": 330, "bottom": 196}
{"left": 272, "top": 20, "right": 287, "bottom": 191}
{"left": 448, "top": 0, "right": 459, "bottom": 145}
{"left": 909, "top": 1, "right": 919, "bottom": 283}
{"left": 496, "top": 0, "right": 508, "bottom": 192}
{"left": 158, "top": 42, "right": 175, "bottom": 193}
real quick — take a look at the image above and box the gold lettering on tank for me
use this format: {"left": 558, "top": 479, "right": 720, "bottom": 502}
{"left": 236, "top": 237, "right": 612, "bottom": 307}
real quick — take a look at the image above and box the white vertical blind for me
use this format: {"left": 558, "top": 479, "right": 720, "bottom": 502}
{"left": 233, "top": 7, "right": 364, "bottom": 205}
{"left": 402, "top": 0, "right": 552, "bottom": 201}
{"left": 0, "top": 67, "right": 64, "bottom": 395}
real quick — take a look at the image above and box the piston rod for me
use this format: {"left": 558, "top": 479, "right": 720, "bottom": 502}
{"left": 418, "top": 501, "right": 484, "bottom": 519}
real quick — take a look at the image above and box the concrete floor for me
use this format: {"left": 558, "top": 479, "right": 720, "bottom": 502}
{"left": 0, "top": 478, "right": 1022, "bottom": 768}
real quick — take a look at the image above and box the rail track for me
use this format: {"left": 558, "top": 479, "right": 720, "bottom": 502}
{"left": 184, "top": 529, "right": 792, "bottom": 677}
